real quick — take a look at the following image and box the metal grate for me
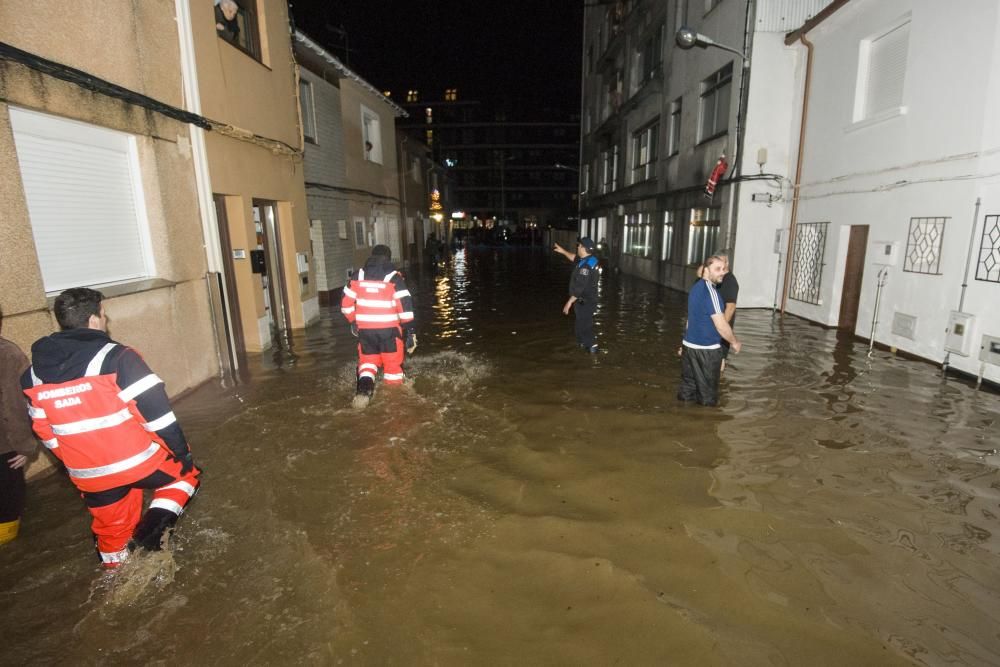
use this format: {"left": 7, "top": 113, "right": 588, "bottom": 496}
{"left": 976, "top": 214, "right": 1000, "bottom": 283}
{"left": 789, "top": 222, "right": 828, "bottom": 304}
{"left": 903, "top": 217, "right": 946, "bottom": 274}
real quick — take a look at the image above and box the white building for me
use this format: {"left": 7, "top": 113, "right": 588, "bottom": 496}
{"left": 784, "top": 0, "right": 1000, "bottom": 384}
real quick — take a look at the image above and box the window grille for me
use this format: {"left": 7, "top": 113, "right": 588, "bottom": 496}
{"left": 976, "top": 214, "right": 1000, "bottom": 283}
{"left": 903, "top": 216, "right": 946, "bottom": 274}
{"left": 789, "top": 222, "right": 829, "bottom": 304}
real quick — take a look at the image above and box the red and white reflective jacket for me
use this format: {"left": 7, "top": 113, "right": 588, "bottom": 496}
{"left": 341, "top": 266, "right": 415, "bottom": 331}
{"left": 22, "top": 330, "right": 187, "bottom": 493}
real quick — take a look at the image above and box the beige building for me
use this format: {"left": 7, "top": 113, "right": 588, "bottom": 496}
{"left": 192, "top": 1, "right": 317, "bottom": 355}
{"left": 0, "top": 0, "right": 221, "bottom": 478}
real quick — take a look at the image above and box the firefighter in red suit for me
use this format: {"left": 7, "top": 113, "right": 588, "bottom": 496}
{"left": 21, "top": 288, "right": 200, "bottom": 567}
{"left": 341, "top": 245, "right": 417, "bottom": 400}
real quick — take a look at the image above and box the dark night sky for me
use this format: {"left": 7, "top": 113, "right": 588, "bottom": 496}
{"left": 289, "top": 0, "right": 584, "bottom": 116}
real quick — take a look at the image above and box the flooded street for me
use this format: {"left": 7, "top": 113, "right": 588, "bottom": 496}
{"left": 2, "top": 247, "right": 999, "bottom": 666}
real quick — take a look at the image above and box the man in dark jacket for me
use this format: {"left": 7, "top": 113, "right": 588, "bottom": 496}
{"left": 341, "top": 245, "right": 417, "bottom": 406}
{"left": 553, "top": 237, "right": 602, "bottom": 353}
{"left": 0, "top": 307, "right": 36, "bottom": 545}
{"left": 21, "top": 288, "right": 201, "bottom": 567}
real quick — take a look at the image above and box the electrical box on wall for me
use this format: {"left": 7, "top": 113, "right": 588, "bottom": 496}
{"left": 773, "top": 229, "right": 787, "bottom": 255}
{"left": 945, "top": 311, "right": 975, "bottom": 356}
{"left": 980, "top": 335, "right": 1000, "bottom": 366}
{"left": 870, "top": 241, "right": 899, "bottom": 266}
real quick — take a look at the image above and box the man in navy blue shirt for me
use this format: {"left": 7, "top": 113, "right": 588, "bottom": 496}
{"left": 553, "top": 237, "right": 601, "bottom": 353}
{"left": 678, "top": 255, "right": 742, "bottom": 405}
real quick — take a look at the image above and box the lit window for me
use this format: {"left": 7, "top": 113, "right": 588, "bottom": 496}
{"left": 361, "top": 106, "right": 382, "bottom": 164}
{"left": 854, "top": 18, "right": 910, "bottom": 122}
{"left": 299, "top": 79, "right": 316, "bottom": 143}
{"left": 662, "top": 210, "right": 676, "bottom": 261}
{"left": 699, "top": 63, "right": 732, "bottom": 142}
{"left": 686, "top": 207, "right": 721, "bottom": 266}
{"left": 444, "top": 88, "right": 458, "bottom": 101}
{"left": 406, "top": 90, "right": 419, "bottom": 102}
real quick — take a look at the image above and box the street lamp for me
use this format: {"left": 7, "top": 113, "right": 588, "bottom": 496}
{"left": 675, "top": 26, "right": 749, "bottom": 65}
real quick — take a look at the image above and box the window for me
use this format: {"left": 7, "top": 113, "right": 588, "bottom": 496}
{"left": 668, "top": 98, "right": 682, "bottom": 156}
{"left": 977, "top": 215, "right": 1000, "bottom": 283}
{"left": 601, "top": 145, "right": 619, "bottom": 193}
{"left": 299, "top": 79, "right": 316, "bottom": 143}
{"left": 215, "top": 0, "right": 261, "bottom": 61}
{"left": 789, "top": 222, "right": 829, "bottom": 304}
{"left": 625, "top": 213, "right": 652, "bottom": 257}
{"left": 581, "top": 163, "right": 590, "bottom": 195}
{"left": 631, "top": 122, "right": 659, "bottom": 183}
{"left": 411, "top": 157, "right": 422, "bottom": 182}
{"left": 855, "top": 18, "right": 910, "bottom": 122}
{"left": 662, "top": 210, "right": 676, "bottom": 261}
{"left": 361, "top": 106, "right": 382, "bottom": 163}
{"left": 353, "top": 217, "right": 367, "bottom": 248}
{"left": 685, "top": 207, "right": 721, "bottom": 266}
{"left": 903, "top": 217, "right": 946, "bottom": 274}
{"left": 699, "top": 63, "right": 732, "bottom": 142}
{"left": 444, "top": 88, "right": 458, "bottom": 101}
{"left": 9, "top": 108, "right": 153, "bottom": 293}
{"left": 406, "top": 90, "right": 419, "bottom": 102}
{"left": 641, "top": 28, "right": 663, "bottom": 82}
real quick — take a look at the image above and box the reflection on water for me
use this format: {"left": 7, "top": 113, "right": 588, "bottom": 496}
{"left": 1, "top": 248, "right": 998, "bottom": 665}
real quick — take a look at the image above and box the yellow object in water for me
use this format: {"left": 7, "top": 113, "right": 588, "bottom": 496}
{"left": 0, "top": 519, "right": 20, "bottom": 545}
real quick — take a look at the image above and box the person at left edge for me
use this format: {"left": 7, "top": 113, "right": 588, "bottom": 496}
{"left": 553, "top": 237, "right": 601, "bottom": 353}
{"left": 341, "top": 244, "right": 417, "bottom": 399}
{"left": 20, "top": 288, "right": 201, "bottom": 567}
{"left": 0, "top": 306, "right": 36, "bottom": 546}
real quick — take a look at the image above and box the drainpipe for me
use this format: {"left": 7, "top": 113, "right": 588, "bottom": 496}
{"left": 780, "top": 32, "right": 814, "bottom": 314}
{"left": 175, "top": 0, "right": 239, "bottom": 371}
{"left": 397, "top": 135, "right": 409, "bottom": 266}
{"left": 723, "top": 0, "right": 756, "bottom": 256}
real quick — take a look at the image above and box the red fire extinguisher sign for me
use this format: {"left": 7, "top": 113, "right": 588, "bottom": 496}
{"left": 704, "top": 155, "right": 729, "bottom": 199}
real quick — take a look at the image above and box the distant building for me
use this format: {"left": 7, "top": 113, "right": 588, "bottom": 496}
{"left": 395, "top": 90, "right": 580, "bottom": 235}
{"left": 294, "top": 31, "right": 408, "bottom": 304}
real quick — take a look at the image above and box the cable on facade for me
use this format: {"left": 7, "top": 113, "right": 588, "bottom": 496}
{"left": 0, "top": 40, "right": 302, "bottom": 159}
{"left": 305, "top": 181, "right": 402, "bottom": 205}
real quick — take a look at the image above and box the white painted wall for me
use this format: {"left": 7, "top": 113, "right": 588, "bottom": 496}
{"left": 786, "top": 0, "right": 1000, "bottom": 383}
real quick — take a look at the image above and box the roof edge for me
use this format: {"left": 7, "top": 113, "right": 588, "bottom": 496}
{"left": 293, "top": 30, "right": 407, "bottom": 118}
{"left": 784, "top": 0, "right": 852, "bottom": 45}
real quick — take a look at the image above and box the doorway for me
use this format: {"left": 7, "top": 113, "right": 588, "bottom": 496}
{"left": 212, "top": 195, "right": 248, "bottom": 374}
{"left": 838, "top": 224, "right": 869, "bottom": 331}
{"left": 253, "top": 199, "right": 291, "bottom": 339}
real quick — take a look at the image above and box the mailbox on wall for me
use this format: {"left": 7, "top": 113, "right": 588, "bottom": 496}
{"left": 250, "top": 249, "right": 266, "bottom": 274}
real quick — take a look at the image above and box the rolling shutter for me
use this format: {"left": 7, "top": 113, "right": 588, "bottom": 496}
{"left": 9, "top": 107, "right": 152, "bottom": 293}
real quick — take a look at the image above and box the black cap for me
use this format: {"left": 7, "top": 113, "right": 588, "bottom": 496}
{"left": 577, "top": 237, "right": 595, "bottom": 251}
{"left": 372, "top": 244, "right": 391, "bottom": 259}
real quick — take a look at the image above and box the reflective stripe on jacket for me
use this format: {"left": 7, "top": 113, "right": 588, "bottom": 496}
{"left": 341, "top": 268, "right": 415, "bottom": 329}
{"left": 23, "top": 343, "right": 168, "bottom": 492}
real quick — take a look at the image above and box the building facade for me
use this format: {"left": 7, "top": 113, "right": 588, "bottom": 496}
{"left": 783, "top": 0, "right": 1000, "bottom": 384}
{"left": 579, "top": 0, "right": 830, "bottom": 298}
{"left": 193, "top": 0, "right": 318, "bottom": 354}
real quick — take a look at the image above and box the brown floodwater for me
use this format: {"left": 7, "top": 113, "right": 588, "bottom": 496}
{"left": 2, "top": 247, "right": 998, "bottom": 666}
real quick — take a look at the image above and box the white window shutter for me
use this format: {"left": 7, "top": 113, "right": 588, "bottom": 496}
{"left": 865, "top": 21, "right": 909, "bottom": 118}
{"left": 10, "top": 108, "right": 151, "bottom": 293}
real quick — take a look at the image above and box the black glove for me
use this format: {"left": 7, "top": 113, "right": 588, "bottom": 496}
{"left": 175, "top": 452, "right": 195, "bottom": 476}
{"left": 350, "top": 323, "right": 359, "bottom": 337}
{"left": 405, "top": 331, "right": 417, "bottom": 354}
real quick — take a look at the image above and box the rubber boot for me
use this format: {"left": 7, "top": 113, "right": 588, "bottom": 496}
{"left": 356, "top": 376, "right": 375, "bottom": 397}
{"left": 132, "top": 507, "right": 179, "bottom": 551}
